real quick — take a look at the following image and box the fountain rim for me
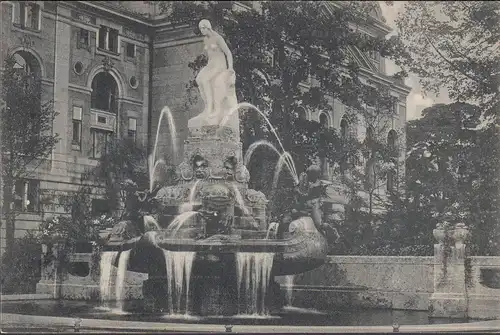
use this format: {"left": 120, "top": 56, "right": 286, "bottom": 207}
{"left": 1, "top": 312, "right": 498, "bottom": 333}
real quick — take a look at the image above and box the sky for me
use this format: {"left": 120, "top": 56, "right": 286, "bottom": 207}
{"left": 379, "top": 1, "right": 451, "bottom": 120}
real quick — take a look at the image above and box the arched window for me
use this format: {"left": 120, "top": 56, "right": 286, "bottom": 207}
{"left": 319, "top": 112, "right": 328, "bottom": 128}
{"left": 91, "top": 72, "right": 118, "bottom": 113}
{"left": 12, "top": 51, "right": 41, "bottom": 92}
{"left": 12, "top": 51, "right": 41, "bottom": 77}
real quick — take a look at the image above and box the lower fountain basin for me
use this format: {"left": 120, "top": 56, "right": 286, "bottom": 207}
{"left": 104, "top": 216, "right": 328, "bottom": 276}
{"left": 1, "top": 300, "right": 481, "bottom": 328}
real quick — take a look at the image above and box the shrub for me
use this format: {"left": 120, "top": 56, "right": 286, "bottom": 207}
{"left": 0, "top": 231, "right": 42, "bottom": 294}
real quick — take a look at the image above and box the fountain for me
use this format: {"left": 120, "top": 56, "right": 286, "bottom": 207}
{"left": 35, "top": 18, "right": 330, "bottom": 318}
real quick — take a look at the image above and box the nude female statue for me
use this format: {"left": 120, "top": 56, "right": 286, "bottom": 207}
{"left": 195, "top": 19, "right": 237, "bottom": 125}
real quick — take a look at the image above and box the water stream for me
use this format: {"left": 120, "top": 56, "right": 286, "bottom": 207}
{"left": 98, "top": 251, "right": 119, "bottom": 308}
{"left": 163, "top": 250, "right": 196, "bottom": 315}
{"left": 236, "top": 252, "right": 275, "bottom": 316}
{"left": 115, "top": 250, "right": 132, "bottom": 312}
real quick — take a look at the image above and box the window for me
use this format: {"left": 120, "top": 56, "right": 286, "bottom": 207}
{"left": 91, "top": 129, "right": 112, "bottom": 159}
{"left": 90, "top": 72, "right": 118, "bottom": 113}
{"left": 126, "top": 43, "right": 136, "bottom": 58}
{"left": 98, "top": 26, "right": 119, "bottom": 53}
{"left": 319, "top": 113, "right": 328, "bottom": 128}
{"left": 340, "top": 117, "right": 349, "bottom": 140}
{"left": 78, "top": 29, "right": 90, "bottom": 49}
{"left": 72, "top": 106, "right": 82, "bottom": 146}
{"left": 128, "top": 118, "right": 137, "bottom": 142}
{"left": 14, "top": 179, "right": 40, "bottom": 212}
{"left": 392, "top": 101, "right": 398, "bottom": 115}
{"left": 12, "top": 2, "right": 40, "bottom": 30}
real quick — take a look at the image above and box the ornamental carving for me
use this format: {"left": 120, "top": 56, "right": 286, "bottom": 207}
{"left": 19, "top": 35, "right": 35, "bottom": 49}
{"left": 102, "top": 56, "right": 114, "bottom": 72}
{"left": 178, "top": 161, "right": 194, "bottom": 181}
{"left": 246, "top": 189, "right": 268, "bottom": 206}
{"left": 235, "top": 165, "right": 250, "bottom": 183}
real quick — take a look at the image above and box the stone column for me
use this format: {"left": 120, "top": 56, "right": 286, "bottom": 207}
{"left": 36, "top": 242, "right": 66, "bottom": 299}
{"left": 429, "top": 222, "right": 470, "bottom": 318}
{"left": 51, "top": 6, "right": 72, "bottom": 173}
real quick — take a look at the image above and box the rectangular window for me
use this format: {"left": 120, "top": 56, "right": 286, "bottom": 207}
{"left": 108, "top": 28, "right": 118, "bottom": 53}
{"left": 91, "top": 129, "right": 112, "bottom": 159}
{"left": 128, "top": 118, "right": 137, "bottom": 142}
{"left": 98, "top": 26, "right": 107, "bottom": 49}
{"left": 25, "top": 3, "right": 40, "bottom": 30}
{"left": 72, "top": 106, "right": 82, "bottom": 146}
{"left": 12, "top": 2, "right": 23, "bottom": 24}
{"left": 26, "top": 180, "right": 40, "bottom": 212}
{"left": 78, "top": 28, "right": 90, "bottom": 48}
{"left": 126, "top": 43, "right": 136, "bottom": 58}
{"left": 13, "top": 2, "right": 40, "bottom": 30}
{"left": 98, "top": 26, "right": 119, "bottom": 53}
{"left": 13, "top": 179, "right": 40, "bottom": 212}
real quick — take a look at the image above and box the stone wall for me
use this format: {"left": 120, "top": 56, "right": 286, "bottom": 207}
{"left": 277, "top": 255, "right": 434, "bottom": 311}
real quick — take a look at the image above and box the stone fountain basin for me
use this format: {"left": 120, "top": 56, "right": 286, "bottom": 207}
{"left": 105, "top": 227, "right": 327, "bottom": 276}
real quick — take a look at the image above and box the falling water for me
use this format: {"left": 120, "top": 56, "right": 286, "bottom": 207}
{"left": 149, "top": 158, "right": 166, "bottom": 193}
{"left": 244, "top": 140, "right": 281, "bottom": 166}
{"left": 166, "top": 211, "right": 199, "bottom": 237}
{"left": 220, "top": 102, "right": 298, "bottom": 182}
{"left": 284, "top": 275, "right": 295, "bottom": 306}
{"left": 272, "top": 152, "right": 298, "bottom": 191}
{"left": 144, "top": 215, "right": 160, "bottom": 231}
{"left": 236, "top": 252, "right": 275, "bottom": 316}
{"left": 148, "top": 106, "right": 177, "bottom": 191}
{"left": 99, "top": 251, "right": 118, "bottom": 307}
{"left": 232, "top": 184, "right": 250, "bottom": 216}
{"left": 163, "top": 250, "right": 196, "bottom": 315}
{"left": 265, "top": 222, "right": 279, "bottom": 239}
{"left": 115, "top": 250, "right": 131, "bottom": 312}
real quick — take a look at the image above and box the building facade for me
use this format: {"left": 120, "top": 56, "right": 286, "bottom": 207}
{"left": 0, "top": 1, "right": 410, "bottom": 250}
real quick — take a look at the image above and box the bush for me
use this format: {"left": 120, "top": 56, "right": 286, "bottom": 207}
{"left": 0, "top": 232, "right": 42, "bottom": 294}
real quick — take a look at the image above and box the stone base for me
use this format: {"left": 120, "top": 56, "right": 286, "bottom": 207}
{"left": 36, "top": 282, "right": 143, "bottom": 300}
{"left": 429, "top": 293, "right": 467, "bottom": 318}
{"left": 287, "top": 286, "right": 431, "bottom": 311}
{"left": 467, "top": 294, "right": 500, "bottom": 320}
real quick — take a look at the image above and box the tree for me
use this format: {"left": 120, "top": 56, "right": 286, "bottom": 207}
{"left": 1, "top": 55, "right": 59, "bottom": 256}
{"left": 393, "top": 2, "right": 500, "bottom": 117}
{"left": 161, "top": 1, "right": 401, "bottom": 216}
{"left": 405, "top": 102, "right": 500, "bottom": 255}
{"left": 82, "top": 138, "right": 150, "bottom": 217}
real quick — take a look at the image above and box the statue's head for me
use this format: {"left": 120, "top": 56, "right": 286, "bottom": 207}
{"left": 199, "top": 19, "right": 212, "bottom": 36}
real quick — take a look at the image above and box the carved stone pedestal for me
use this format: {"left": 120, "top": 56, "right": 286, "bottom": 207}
{"left": 429, "top": 223, "right": 470, "bottom": 318}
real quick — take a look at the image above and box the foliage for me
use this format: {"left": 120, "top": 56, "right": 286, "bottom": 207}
{"left": 82, "top": 138, "right": 151, "bottom": 218}
{"left": 405, "top": 102, "right": 500, "bottom": 255}
{"left": 393, "top": 2, "right": 500, "bottom": 116}
{"left": 0, "top": 231, "right": 41, "bottom": 294}
{"left": 1, "top": 55, "right": 59, "bottom": 255}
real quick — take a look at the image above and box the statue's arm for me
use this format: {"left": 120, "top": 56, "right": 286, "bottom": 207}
{"left": 216, "top": 34, "right": 233, "bottom": 69}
